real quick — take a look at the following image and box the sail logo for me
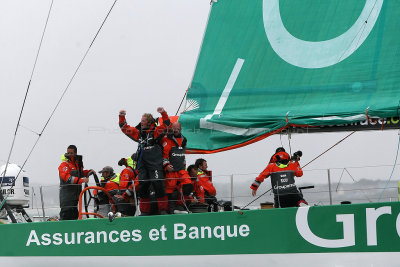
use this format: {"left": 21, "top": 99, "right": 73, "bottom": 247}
{"left": 295, "top": 206, "right": 399, "bottom": 248}
{"left": 262, "top": 0, "right": 383, "bottom": 69}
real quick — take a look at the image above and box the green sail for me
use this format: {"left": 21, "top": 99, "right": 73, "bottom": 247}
{"left": 180, "top": 0, "right": 400, "bottom": 153}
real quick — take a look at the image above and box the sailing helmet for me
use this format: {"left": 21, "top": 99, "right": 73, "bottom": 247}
{"left": 274, "top": 151, "right": 290, "bottom": 164}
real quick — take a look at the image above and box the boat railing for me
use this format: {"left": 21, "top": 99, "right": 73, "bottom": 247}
{"left": 17, "top": 165, "right": 400, "bottom": 221}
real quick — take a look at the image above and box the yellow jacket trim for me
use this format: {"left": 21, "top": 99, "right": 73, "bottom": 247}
{"left": 101, "top": 173, "right": 121, "bottom": 185}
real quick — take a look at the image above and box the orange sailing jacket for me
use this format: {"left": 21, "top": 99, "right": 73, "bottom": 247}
{"left": 251, "top": 161, "right": 303, "bottom": 192}
{"left": 120, "top": 166, "right": 139, "bottom": 191}
{"left": 119, "top": 111, "right": 170, "bottom": 143}
{"left": 197, "top": 170, "right": 216, "bottom": 196}
{"left": 58, "top": 155, "right": 90, "bottom": 185}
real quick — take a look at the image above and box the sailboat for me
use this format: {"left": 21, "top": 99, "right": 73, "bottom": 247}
{"left": 1, "top": 0, "right": 400, "bottom": 266}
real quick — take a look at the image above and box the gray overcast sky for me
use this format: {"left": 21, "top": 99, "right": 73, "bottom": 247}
{"left": 0, "top": 0, "right": 399, "bottom": 192}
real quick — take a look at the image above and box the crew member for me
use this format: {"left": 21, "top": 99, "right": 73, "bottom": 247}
{"left": 250, "top": 150, "right": 307, "bottom": 208}
{"left": 195, "top": 158, "right": 218, "bottom": 212}
{"left": 162, "top": 122, "right": 192, "bottom": 214}
{"left": 269, "top": 147, "right": 286, "bottom": 163}
{"left": 187, "top": 164, "right": 204, "bottom": 203}
{"left": 97, "top": 166, "right": 121, "bottom": 195}
{"left": 58, "top": 145, "right": 93, "bottom": 220}
{"left": 118, "top": 156, "right": 139, "bottom": 193}
{"left": 119, "top": 107, "right": 170, "bottom": 215}
{"left": 116, "top": 157, "right": 139, "bottom": 216}
{"left": 95, "top": 166, "right": 121, "bottom": 217}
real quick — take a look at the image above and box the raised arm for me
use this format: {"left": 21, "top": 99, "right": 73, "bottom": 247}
{"left": 154, "top": 107, "right": 170, "bottom": 139}
{"left": 119, "top": 109, "right": 140, "bottom": 141}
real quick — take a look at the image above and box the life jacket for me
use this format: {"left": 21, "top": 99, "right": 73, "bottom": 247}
{"left": 269, "top": 162, "right": 299, "bottom": 195}
{"left": 136, "top": 124, "right": 167, "bottom": 170}
{"left": 168, "top": 134, "right": 187, "bottom": 171}
{"left": 136, "top": 123, "right": 166, "bottom": 148}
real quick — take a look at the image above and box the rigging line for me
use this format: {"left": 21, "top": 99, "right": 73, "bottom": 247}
{"left": 177, "top": 1, "right": 213, "bottom": 116}
{"left": 309, "top": 2, "right": 378, "bottom": 126}
{"left": 175, "top": 88, "right": 188, "bottom": 116}
{"left": 279, "top": 131, "right": 284, "bottom": 148}
{"left": 304, "top": 163, "right": 400, "bottom": 172}
{"left": 344, "top": 168, "right": 373, "bottom": 203}
{"left": 1, "top": 0, "right": 54, "bottom": 189}
{"left": 29, "top": 0, "right": 55, "bottom": 84}
{"left": 1, "top": 0, "right": 118, "bottom": 199}
{"left": 377, "top": 132, "right": 400, "bottom": 201}
{"left": 353, "top": 23, "right": 368, "bottom": 55}
{"left": 335, "top": 168, "right": 346, "bottom": 192}
{"left": 241, "top": 188, "right": 273, "bottom": 210}
{"left": 1, "top": 135, "right": 41, "bottom": 202}
{"left": 287, "top": 127, "right": 292, "bottom": 156}
{"left": 183, "top": 101, "right": 194, "bottom": 113}
{"left": 224, "top": 163, "right": 400, "bottom": 176}
{"left": 344, "top": 168, "right": 357, "bottom": 183}
{"left": 285, "top": 112, "right": 291, "bottom": 150}
{"left": 302, "top": 131, "right": 356, "bottom": 169}
{"left": 19, "top": 124, "right": 41, "bottom": 136}
{"left": 40, "top": 0, "right": 118, "bottom": 134}
{"left": 314, "top": 3, "right": 378, "bottom": 125}
{"left": 366, "top": 0, "right": 380, "bottom": 25}
{"left": 338, "top": 0, "right": 379, "bottom": 63}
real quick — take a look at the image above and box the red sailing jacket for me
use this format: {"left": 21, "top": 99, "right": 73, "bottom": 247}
{"left": 58, "top": 155, "right": 90, "bottom": 185}
{"left": 162, "top": 135, "right": 186, "bottom": 171}
{"left": 119, "top": 111, "right": 170, "bottom": 143}
{"left": 251, "top": 161, "right": 303, "bottom": 191}
{"left": 120, "top": 167, "right": 139, "bottom": 191}
{"left": 191, "top": 179, "right": 206, "bottom": 203}
{"left": 197, "top": 170, "right": 216, "bottom": 196}
{"left": 162, "top": 135, "right": 191, "bottom": 193}
{"left": 120, "top": 167, "right": 140, "bottom": 201}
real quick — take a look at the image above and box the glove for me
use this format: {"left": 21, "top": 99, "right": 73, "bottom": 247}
{"left": 250, "top": 179, "right": 260, "bottom": 190}
{"left": 292, "top": 151, "right": 303, "bottom": 161}
{"left": 118, "top": 158, "right": 126, "bottom": 166}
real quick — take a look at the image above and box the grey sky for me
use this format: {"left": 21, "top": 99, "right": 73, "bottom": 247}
{"left": 0, "top": 0, "right": 399, "bottom": 197}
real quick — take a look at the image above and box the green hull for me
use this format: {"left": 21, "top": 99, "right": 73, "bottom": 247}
{"left": 1, "top": 202, "right": 400, "bottom": 259}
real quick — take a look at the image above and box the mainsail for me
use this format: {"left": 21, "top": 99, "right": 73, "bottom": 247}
{"left": 180, "top": 0, "right": 400, "bottom": 153}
